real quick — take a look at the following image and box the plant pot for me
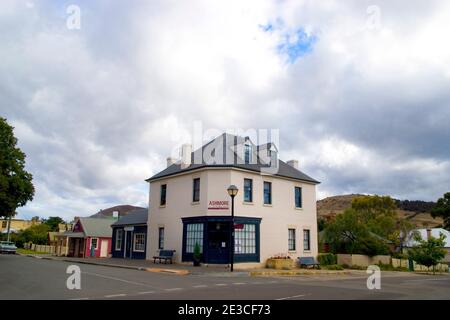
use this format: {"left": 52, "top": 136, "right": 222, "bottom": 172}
{"left": 266, "top": 258, "right": 294, "bottom": 270}
{"left": 193, "top": 258, "right": 201, "bottom": 267}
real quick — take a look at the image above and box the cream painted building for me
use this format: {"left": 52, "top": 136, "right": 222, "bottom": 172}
{"left": 0, "top": 218, "right": 40, "bottom": 233}
{"left": 146, "top": 134, "right": 320, "bottom": 266}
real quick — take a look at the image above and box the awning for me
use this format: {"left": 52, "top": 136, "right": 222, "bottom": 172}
{"left": 56, "top": 232, "right": 85, "bottom": 238}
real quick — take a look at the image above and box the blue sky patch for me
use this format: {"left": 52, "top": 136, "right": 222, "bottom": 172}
{"left": 277, "top": 28, "right": 317, "bottom": 63}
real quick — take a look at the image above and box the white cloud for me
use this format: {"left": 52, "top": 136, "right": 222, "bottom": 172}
{"left": 1, "top": 0, "right": 449, "bottom": 219}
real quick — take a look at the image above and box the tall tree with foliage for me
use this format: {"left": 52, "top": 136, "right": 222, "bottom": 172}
{"left": 0, "top": 118, "right": 35, "bottom": 219}
{"left": 44, "top": 216, "right": 65, "bottom": 231}
{"left": 431, "top": 192, "right": 450, "bottom": 230}
{"left": 17, "top": 223, "right": 51, "bottom": 246}
{"left": 408, "top": 232, "right": 447, "bottom": 274}
{"left": 324, "top": 195, "right": 398, "bottom": 256}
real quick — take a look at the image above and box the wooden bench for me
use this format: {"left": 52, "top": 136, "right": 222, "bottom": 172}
{"left": 298, "top": 257, "right": 320, "bottom": 269}
{"left": 153, "top": 250, "right": 176, "bottom": 264}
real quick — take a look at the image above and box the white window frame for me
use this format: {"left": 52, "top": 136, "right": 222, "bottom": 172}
{"left": 91, "top": 237, "right": 98, "bottom": 249}
{"left": 115, "top": 229, "right": 123, "bottom": 251}
{"left": 244, "top": 142, "right": 252, "bottom": 164}
{"left": 288, "top": 228, "right": 296, "bottom": 251}
{"left": 158, "top": 227, "right": 165, "bottom": 250}
{"left": 303, "top": 229, "right": 311, "bottom": 251}
{"left": 133, "top": 233, "right": 146, "bottom": 252}
{"left": 295, "top": 186, "right": 303, "bottom": 209}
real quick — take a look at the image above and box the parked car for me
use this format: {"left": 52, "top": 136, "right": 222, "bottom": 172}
{"left": 0, "top": 241, "right": 17, "bottom": 254}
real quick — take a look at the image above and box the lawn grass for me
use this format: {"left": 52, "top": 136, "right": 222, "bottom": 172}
{"left": 16, "top": 248, "right": 49, "bottom": 255}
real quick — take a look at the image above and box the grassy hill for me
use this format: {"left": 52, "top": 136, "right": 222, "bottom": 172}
{"left": 317, "top": 194, "right": 443, "bottom": 228}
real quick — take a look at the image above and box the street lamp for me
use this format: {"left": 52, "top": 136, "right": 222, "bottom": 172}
{"left": 227, "top": 185, "right": 238, "bottom": 272}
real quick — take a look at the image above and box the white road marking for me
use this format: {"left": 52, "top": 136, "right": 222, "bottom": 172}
{"left": 233, "top": 282, "right": 246, "bottom": 285}
{"left": 405, "top": 278, "right": 450, "bottom": 282}
{"left": 215, "top": 283, "right": 227, "bottom": 286}
{"left": 193, "top": 285, "right": 208, "bottom": 288}
{"left": 70, "top": 297, "right": 89, "bottom": 300}
{"left": 165, "top": 288, "right": 183, "bottom": 291}
{"left": 276, "top": 294, "right": 307, "bottom": 300}
{"left": 82, "top": 271, "right": 162, "bottom": 290}
{"left": 138, "top": 291, "right": 155, "bottom": 295}
{"left": 104, "top": 293, "right": 126, "bottom": 298}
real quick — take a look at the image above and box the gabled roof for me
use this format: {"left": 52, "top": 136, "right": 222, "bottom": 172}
{"left": 147, "top": 133, "right": 319, "bottom": 184}
{"left": 404, "top": 228, "right": 450, "bottom": 247}
{"left": 90, "top": 205, "right": 146, "bottom": 218}
{"left": 78, "top": 218, "right": 114, "bottom": 238}
{"left": 111, "top": 208, "right": 148, "bottom": 227}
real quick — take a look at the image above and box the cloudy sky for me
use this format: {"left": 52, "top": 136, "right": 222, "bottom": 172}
{"left": 1, "top": 0, "right": 449, "bottom": 221}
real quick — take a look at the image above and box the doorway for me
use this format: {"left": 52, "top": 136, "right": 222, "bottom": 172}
{"left": 100, "top": 239, "right": 108, "bottom": 257}
{"left": 124, "top": 231, "right": 133, "bottom": 258}
{"left": 207, "top": 221, "right": 230, "bottom": 264}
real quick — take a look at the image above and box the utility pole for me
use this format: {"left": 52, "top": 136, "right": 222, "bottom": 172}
{"left": 6, "top": 214, "right": 12, "bottom": 242}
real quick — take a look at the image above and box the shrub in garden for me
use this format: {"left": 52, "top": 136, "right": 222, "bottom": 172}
{"left": 317, "top": 253, "right": 337, "bottom": 265}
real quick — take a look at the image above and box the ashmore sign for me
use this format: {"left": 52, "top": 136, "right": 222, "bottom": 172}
{"left": 208, "top": 200, "right": 229, "bottom": 210}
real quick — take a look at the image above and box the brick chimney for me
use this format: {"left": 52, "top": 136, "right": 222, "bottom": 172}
{"left": 426, "top": 228, "right": 432, "bottom": 240}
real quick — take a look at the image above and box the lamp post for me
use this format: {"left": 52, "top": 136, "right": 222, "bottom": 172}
{"left": 227, "top": 185, "right": 238, "bottom": 272}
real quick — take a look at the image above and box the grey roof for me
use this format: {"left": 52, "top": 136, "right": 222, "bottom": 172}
{"left": 111, "top": 208, "right": 148, "bottom": 227}
{"left": 78, "top": 218, "right": 114, "bottom": 237}
{"left": 147, "top": 133, "right": 319, "bottom": 184}
{"left": 59, "top": 232, "right": 85, "bottom": 238}
{"left": 90, "top": 205, "right": 146, "bottom": 218}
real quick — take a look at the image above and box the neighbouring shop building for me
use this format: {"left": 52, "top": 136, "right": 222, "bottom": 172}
{"left": 55, "top": 218, "right": 113, "bottom": 258}
{"left": 146, "top": 133, "right": 320, "bottom": 266}
{"left": 111, "top": 208, "right": 148, "bottom": 259}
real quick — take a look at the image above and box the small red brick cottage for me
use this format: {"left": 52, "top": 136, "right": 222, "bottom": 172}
{"left": 56, "top": 218, "right": 113, "bottom": 258}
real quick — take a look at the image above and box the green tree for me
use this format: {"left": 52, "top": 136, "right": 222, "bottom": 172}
{"left": 408, "top": 232, "right": 447, "bottom": 274}
{"left": 431, "top": 192, "right": 450, "bottom": 230}
{"left": 44, "top": 216, "right": 64, "bottom": 231}
{"left": 18, "top": 223, "right": 50, "bottom": 245}
{"left": 324, "top": 208, "right": 390, "bottom": 256}
{"left": 317, "top": 217, "right": 327, "bottom": 232}
{"left": 323, "top": 195, "right": 398, "bottom": 256}
{"left": 0, "top": 118, "right": 34, "bottom": 219}
{"left": 352, "top": 195, "right": 397, "bottom": 238}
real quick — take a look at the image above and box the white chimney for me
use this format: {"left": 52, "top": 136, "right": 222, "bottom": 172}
{"left": 166, "top": 157, "right": 176, "bottom": 168}
{"left": 181, "top": 144, "right": 192, "bottom": 169}
{"left": 287, "top": 159, "right": 299, "bottom": 169}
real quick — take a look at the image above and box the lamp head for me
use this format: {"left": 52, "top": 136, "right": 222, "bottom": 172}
{"left": 227, "top": 185, "right": 239, "bottom": 197}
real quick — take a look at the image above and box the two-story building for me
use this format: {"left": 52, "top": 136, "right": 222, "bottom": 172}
{"left": 146, "top": 133, "right": 320, "bottom": 267}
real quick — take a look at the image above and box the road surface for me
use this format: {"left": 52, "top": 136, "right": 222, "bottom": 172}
{"left": 0, "top": 254, "right": 449, "bottom": 300}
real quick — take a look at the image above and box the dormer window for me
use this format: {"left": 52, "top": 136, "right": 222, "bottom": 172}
{"left": 244, "top": 142, "right": 252, "bottom": 164}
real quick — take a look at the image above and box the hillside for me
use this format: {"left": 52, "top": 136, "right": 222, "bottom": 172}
{"left": 317, "top": 194, "right": 443, "bottom": 228}
{"left": 90, "top": 205, "right": 146, "bottom": 218}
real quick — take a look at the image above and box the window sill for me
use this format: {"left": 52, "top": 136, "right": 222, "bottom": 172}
{"left": 294, "top": 207, "right": 303, "bottom": 211}
{"left": 133, "top": 250, "right": 145, "bottom": 253}
{"left": 303, "top": 250, "right": 311, "bottom": 253}
{"left": 191, "top": 201, "right": 200, "bottom": 205}
{"left": 263, "top": 204, "right": 273, "bottom": 207}
{"left": 159, "top": 205, "right": 166, "bottom": 208}
{"left": 242, "top": 201, "right": 254, "bottom": 205}
{"left": 288, "top": 250, "right": 297, "bottom": 254}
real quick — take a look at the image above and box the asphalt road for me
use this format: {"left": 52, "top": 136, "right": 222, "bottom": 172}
{"left": 0, "top": 254, "right": 449, "bottom": 300}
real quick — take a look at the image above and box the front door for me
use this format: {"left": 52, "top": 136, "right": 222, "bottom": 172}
{"left": 207, "top": 222, "right": 230, "bottom": 264}
{"left": 100, "top": 240, "right": 108, "bottom": 257}
{"left": 124, "top": 231, "right": 133, "bottom": 258}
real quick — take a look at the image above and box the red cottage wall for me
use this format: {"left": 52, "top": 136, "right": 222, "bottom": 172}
{"left": 84, "top": 237, "right": 112, "bottom": 258}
